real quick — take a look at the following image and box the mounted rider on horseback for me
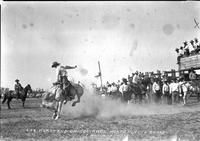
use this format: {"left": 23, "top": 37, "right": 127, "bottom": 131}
{"left": 14, "top": 79, "right": 23, "bottom": 100}
{"left": 51, "top": 61, "right": 77, "bottom": 104}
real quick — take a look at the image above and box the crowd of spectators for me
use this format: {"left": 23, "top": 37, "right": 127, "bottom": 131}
{"left": 98, "top": 68, "right": 199, "bottom": 105}
{"left": 176, "top": 38, "right": 200, "bottom": 64}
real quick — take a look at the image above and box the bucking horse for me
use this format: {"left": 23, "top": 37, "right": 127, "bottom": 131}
{"left": 2, "top": 84, "right": 32, "bottom": 109}
{"left": 41, "top": 82, "right": 84, "bottom": 120}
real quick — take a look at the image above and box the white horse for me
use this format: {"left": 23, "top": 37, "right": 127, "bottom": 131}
{"left": 42, "top": 82, "right": 84, "bottom": 120}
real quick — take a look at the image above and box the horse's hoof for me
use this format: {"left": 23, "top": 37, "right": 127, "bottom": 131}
{"left": 72, "top": 103, "right": 76, "bottom": 107}
{"left": 52, "top": 113, "right": 57, "bottom": 119}
{"left": 54, "top": 116, "right": 60, "bottom": 120}
{"left": 63, "top": 100, "right": 67, "bottom": 105}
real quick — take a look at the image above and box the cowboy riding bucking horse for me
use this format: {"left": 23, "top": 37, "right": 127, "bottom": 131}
{"left": 51, "top": 61, "right": 77, "bottom": 104}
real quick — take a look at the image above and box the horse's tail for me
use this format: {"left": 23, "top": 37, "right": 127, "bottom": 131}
{"left": 41, "top": 92, "right": 57, "bottom": 109}
{"left": 42, "top": 91, "right": 55, "bottom": 102}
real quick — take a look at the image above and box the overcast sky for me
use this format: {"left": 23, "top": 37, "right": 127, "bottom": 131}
{"left": 1, "top": 1, "right": 200, "bottom": 89}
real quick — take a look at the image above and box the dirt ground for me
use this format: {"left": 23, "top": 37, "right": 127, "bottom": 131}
{"left": 0, "top": 98, "right": 200, "bottom": 141}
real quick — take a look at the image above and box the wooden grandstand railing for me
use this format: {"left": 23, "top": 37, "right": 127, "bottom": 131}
{"left": 179, "top": 54, "right": 200, "bottom": 71}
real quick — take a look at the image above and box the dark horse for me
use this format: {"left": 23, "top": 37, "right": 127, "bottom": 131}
{"left": 127, "top": 78, "right": 150, "bottom": 104}
{"left": 2, "top": 84, "right": 32, "bottom": 109}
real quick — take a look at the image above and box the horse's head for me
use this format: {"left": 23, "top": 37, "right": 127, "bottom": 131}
{"left": 25, "top": 84, "right": 32, "bottom": 93}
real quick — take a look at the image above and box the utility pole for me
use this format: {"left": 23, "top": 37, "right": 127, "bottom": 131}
{"left": 98, "top": 61, "right": 103, "bottom": 91}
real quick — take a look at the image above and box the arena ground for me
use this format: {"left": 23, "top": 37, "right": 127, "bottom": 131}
{"left": 0, "top": 97, "right": 200, "bottom": 141}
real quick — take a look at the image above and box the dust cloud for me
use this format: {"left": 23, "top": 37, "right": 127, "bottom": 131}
{"left": 61, "top": 88, "right": 200, "bottom": 120}
{"left": 78, "top": 67, "right": 88, "bottom": 76}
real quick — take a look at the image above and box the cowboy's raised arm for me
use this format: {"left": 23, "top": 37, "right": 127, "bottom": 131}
{"left": 61, "top": 65, "right": 77, "bottom": 69}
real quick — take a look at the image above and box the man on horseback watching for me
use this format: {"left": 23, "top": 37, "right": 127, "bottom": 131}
{"left": 51, "top": 61, "right": 77, "bottom": 104}
{"left": 14, "top": 79, "right": 23, "bottom": 100}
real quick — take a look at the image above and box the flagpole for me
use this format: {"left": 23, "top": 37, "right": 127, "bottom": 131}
{"left": 98, "top": 61, "right": 103, "bottom": 91}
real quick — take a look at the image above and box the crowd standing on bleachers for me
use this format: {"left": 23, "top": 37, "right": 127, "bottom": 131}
{"left": 176, "top": 38, "right": 200, "bottom": 64}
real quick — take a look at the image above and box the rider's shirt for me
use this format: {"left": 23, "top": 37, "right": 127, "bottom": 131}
{"left": 56, "top": 66, "right": 68, "bottom": 82}
{"left": 56, "top": 66, "right": 61, "bottom": 82}
{"left": 60, "top": 67, "right": 67, "bottom": 76}
{"left": 14, "top": 83, "right": 22, "bottom": 93}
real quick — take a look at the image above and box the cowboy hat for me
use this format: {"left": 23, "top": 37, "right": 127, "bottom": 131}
{"left": 15, "top": 79, "right": 19, "bottom": 82}
{"left": 183, "top": 41, "right": 188, "bottom": 44}
{"left": 111, "top": 82, "right": 115, "bottom": 85}
{"left": 122, "top": 78, "right": 127, "bottom": 83}
{"left": 175, "top": 48, "right": 179, "bottom": 52}
{"left": 190, "top": 40, "right": 194, "bottom": 43}
{"left": 52, "top": 61, "right": 60, "bottom": 68}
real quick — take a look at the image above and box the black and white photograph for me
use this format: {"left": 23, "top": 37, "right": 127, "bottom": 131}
{"left": 1, "top": 1, "right": 200, "bottom": 141}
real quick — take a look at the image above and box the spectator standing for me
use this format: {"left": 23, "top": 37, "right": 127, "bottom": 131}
{"left": 110, "top": 82, "right": 118, "bottom": 99}
{"left": 119, "top": 78, "right": 129, "bottom": 103}
{"left": 189, "top": 40, "right": 196, "bottom": 55}
{"left": 132, "top": 71, "right": 140, "bottom": 84}
{"left": 152, "top": 78, "right": 161, "bottom": 104}
{"left": 183, "top": 41, "right": 190, "bottom": 56}
{"left": 189, "top": 68, "right": 197, "bottom": 81}
{"left": 194, "top": 38, "right": 200, "bottom": 53}
{"left": 169, "top": 79, "right": 179, "bottom": 105}
{"left": 106, "top": 84, "right": 112, "bottom": 96}
{"left": 162, "top": 79, "right": 170, "bottom": 104}
{"left": 179, "top": 47, "right": 184, "bottom": 57}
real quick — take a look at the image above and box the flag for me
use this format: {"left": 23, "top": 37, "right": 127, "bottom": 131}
{"left": 94, "top": 72, "right": 101, "bottom": 78}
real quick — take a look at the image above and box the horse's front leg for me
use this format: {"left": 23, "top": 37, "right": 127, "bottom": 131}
{"left": 2, "top": 95, "right": 7, "bottom": 104}
{"left": 22, "top": 99, "right": 25, "bottom": 108}
{"left": 52, "top": 101, "right": 59, "bottom": 119}
{"left": 55, "top": 101, "right": 63, "bottom": 120}
{"left": 7, "top": 98, "right": 12, "bottom": 109}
